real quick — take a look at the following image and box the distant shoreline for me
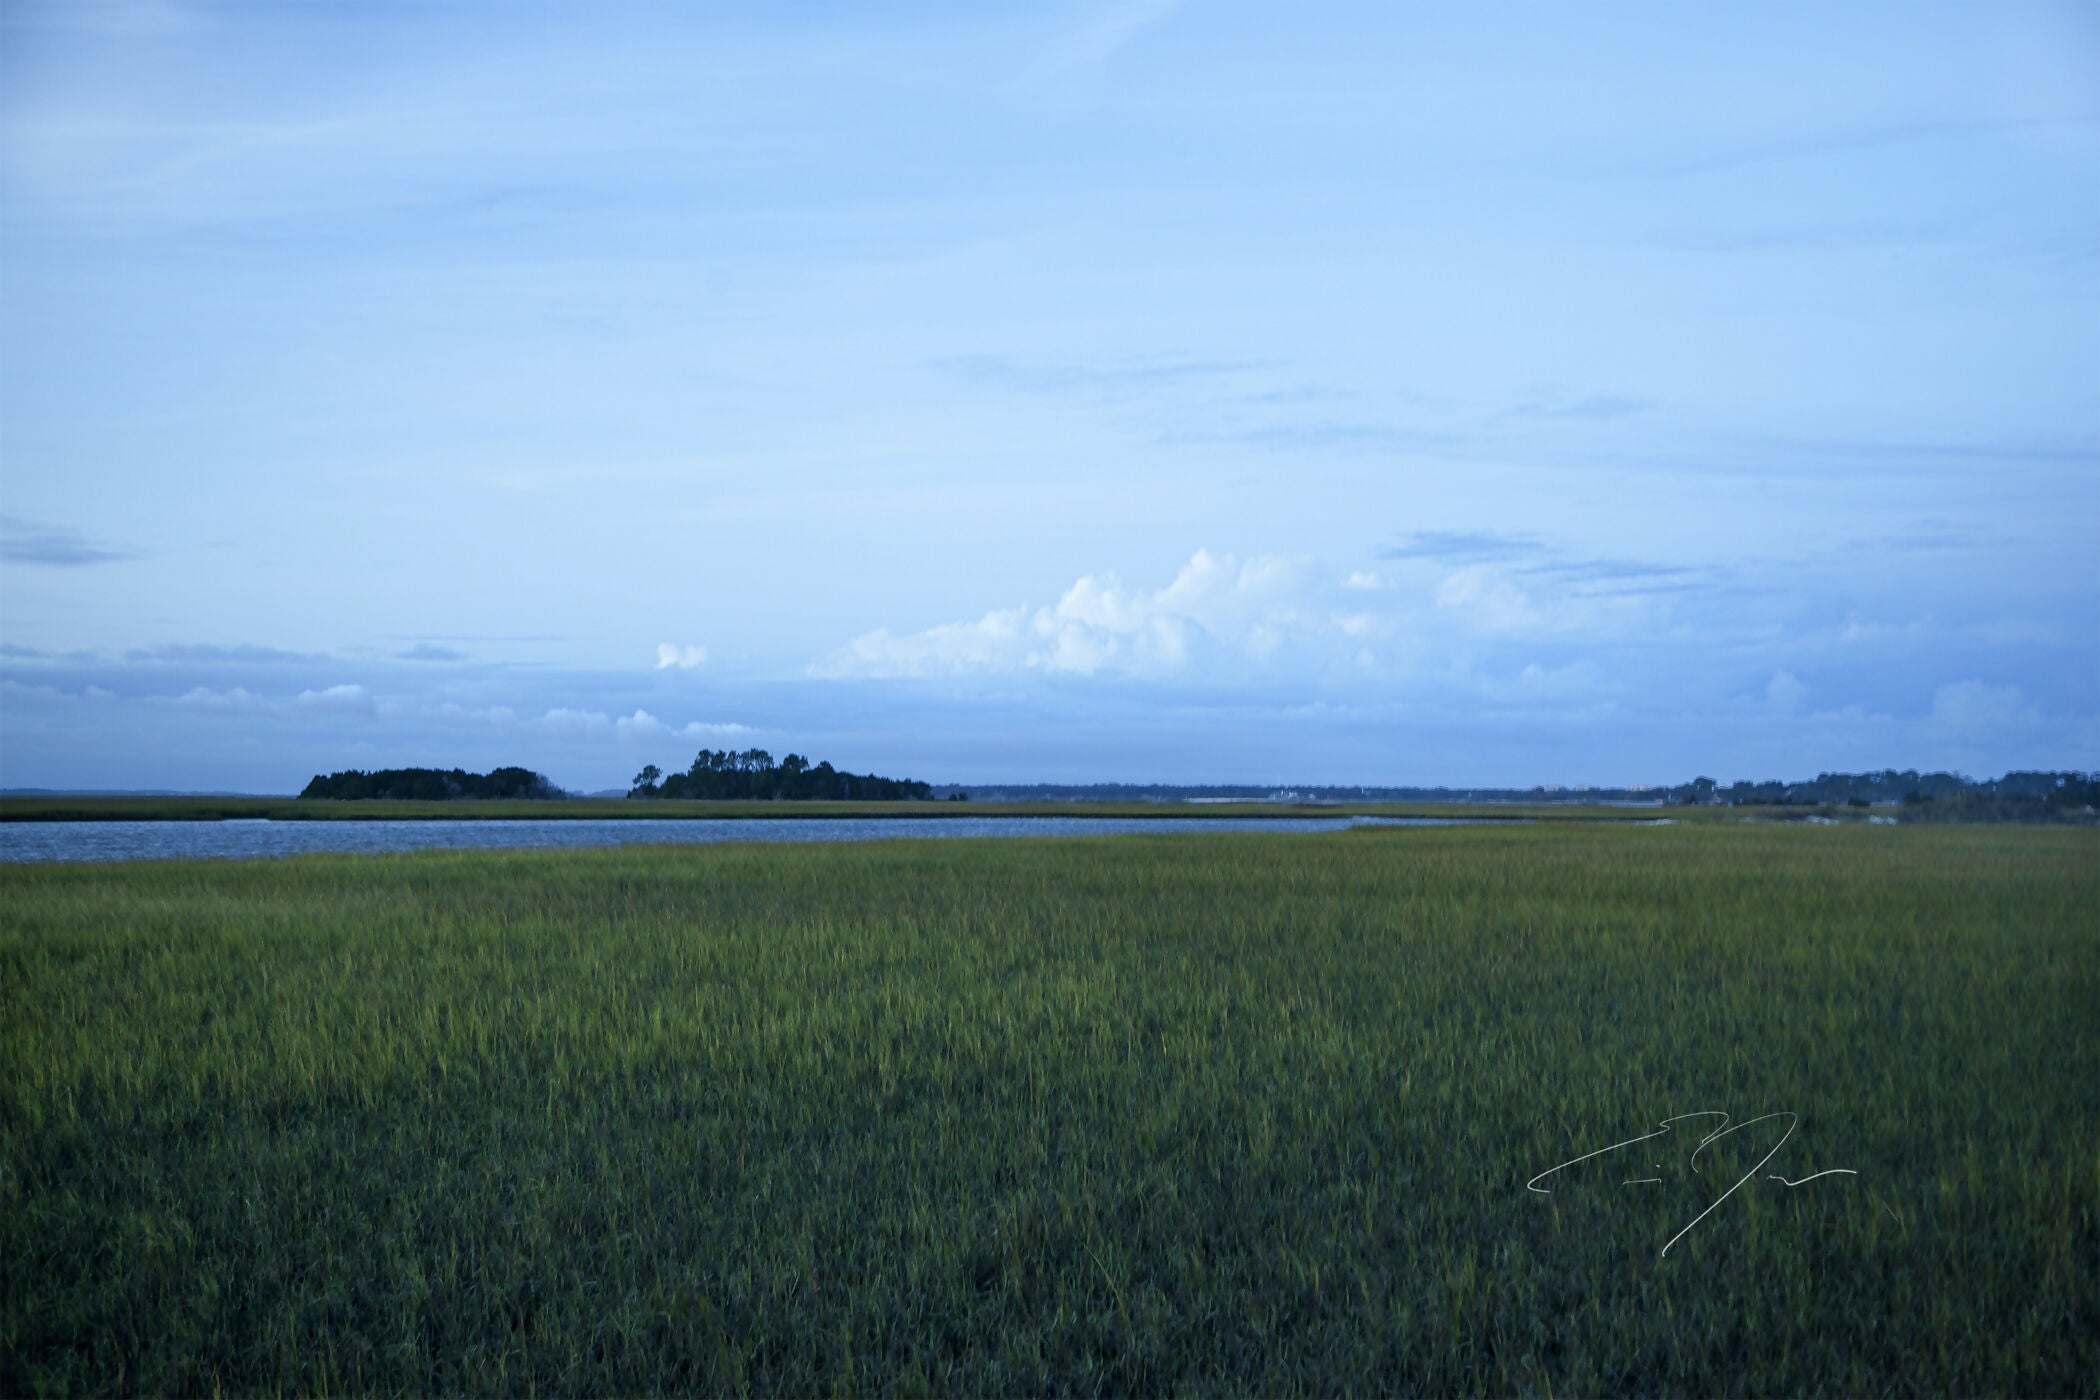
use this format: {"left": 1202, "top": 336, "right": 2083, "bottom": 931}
{"left": 1, "top": 795, "right": 1631, "bottom": 824}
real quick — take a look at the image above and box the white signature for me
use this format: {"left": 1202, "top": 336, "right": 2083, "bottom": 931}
{"left": 1528, "top": 1111, "right": 1856, "bottom": 1257}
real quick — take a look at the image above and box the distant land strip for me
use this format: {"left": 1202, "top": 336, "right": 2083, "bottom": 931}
{"left": 0, "top": 796, "right": 1557, "bottom": 824}
{"left": 2, "top": 767, "right": 2091, "bottom": 823}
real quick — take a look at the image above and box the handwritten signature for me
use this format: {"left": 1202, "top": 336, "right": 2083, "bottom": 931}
{"left": 1528, "top": 1111, "right": 1855, "bottom": 1257}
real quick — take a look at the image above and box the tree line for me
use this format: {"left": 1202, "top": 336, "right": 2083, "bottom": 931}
{"left": 1670, "top": 768, "right": 2097, "bottom": 819}
{"left": 300, "top": 767, "right": 562, "bottom": 801}
{"left": 630, "top": 749, "right": 934, "bottom": 801}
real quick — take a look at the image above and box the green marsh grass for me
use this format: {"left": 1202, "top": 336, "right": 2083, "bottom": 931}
{"left": 2, "top": 823, "right": 2094, "bottom": 1393}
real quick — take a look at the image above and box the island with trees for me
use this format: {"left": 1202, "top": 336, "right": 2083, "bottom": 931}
{"left": 629, "top": 749, "right": 933, "bottom": 801}
{"left": 300, "top": 766, "right": 563, "bottom": 801}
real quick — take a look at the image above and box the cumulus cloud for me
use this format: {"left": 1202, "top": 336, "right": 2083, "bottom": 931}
{"left": 170, "top": 686, "right": 264, "bottom": 708}
{"left": 656, "top": 643, "right": 707, "bottom": 669}
{"left": 617, "top": 708, "right": 736, "bottom": 739}
{"left": 1434, "top": 565, "right": 1541, "bottom": 631}
{"left": 531, "top": 706, "right": 749, "bottom": 740}
{"left": 0, "top": 675, "right": 121, "bottom": 701}
{"left": 826, "top": 608, "right": 1033, "bottom": 678}
{"left": 296, "top": 684, "right": 369, "bottom": 709}
{"left": 820, "top": 543, "right": 1703, "bottom": 684}
{"left": 152, "top": 684, "right": 358, "bottom": 712}
{"left": 532, "top": 707, "right": 613, "bottom": 735}
{"left": 617, "top": 709, "right": 673, "bottom": 737}
{"left": 817, "top": 550, "right": 1329, "bottom": 680}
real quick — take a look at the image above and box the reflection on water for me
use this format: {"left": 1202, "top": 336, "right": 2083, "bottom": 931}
{"left": 0, "top": 814, "right": 1506, "bottom": 864}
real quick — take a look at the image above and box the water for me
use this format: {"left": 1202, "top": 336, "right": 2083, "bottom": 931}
{"left": 0, "top": 814, "right": 1506, "bottom": 864}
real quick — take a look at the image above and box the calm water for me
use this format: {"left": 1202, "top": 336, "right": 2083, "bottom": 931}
{"left": 0, "top": 814, "right": 1505, "bottom": 864}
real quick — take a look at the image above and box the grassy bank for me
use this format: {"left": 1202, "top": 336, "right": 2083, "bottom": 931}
{"left": 3, "top": 824, "right": 2093, "bottom": 1393}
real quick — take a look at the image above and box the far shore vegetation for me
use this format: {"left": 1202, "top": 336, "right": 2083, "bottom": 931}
{"left": 299, "top": 766, "right": 562, "bottom": 801}
{"left": 287, "top": 752, "right": 942, "bottom": 804}
{"left": 628, "top": 748, "right": 935, "bottom": 802}
{"left": 2, "top": 767, "right": 2089, "bottom": 824}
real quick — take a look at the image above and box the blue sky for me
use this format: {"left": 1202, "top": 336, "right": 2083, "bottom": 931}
{"left": 3, "top": 0, "right": 2095, "bottom": 792}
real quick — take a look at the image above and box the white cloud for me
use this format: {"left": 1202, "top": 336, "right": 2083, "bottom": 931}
{"left": 616, "top": 708, "right": 678, "bottom": 737}
{"left": 532, "top": 707, "right": 614, "bottom": 735}
{"left": 818, "top": 546, "right": 1700, "bottom": 684}
{"left": 172, "top": 685, "right": 263, "bottom": 708}
{"left": 527, "top": 706, "right": 750, "bottom": 741}
{"left": 149, "top": 683, "right": 365, "bottom": 712}
{"left": 1434, "top": 566, "right": 1541, "bottom": 631}
{"left": 618, "top": 708, "right": 754, "bottom": 740}
{"left": 656, "top": 643, "right": 707, "bottom": 669}
{"left": 1431, "top": 560, "right": 1671, "bottom": 639}
{"left": 296, "top": 684, "right": 369, "bottom": 709}
{"left": 826, "top": 607, "right": 1031, "bottom": 678}
{"left": 817, "top": 549, "right": 1326, "bottom": 679}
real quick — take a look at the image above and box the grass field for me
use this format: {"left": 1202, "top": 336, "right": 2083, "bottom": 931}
{"left": 3, "top": 824, "right": 2094, "bottom": 1393}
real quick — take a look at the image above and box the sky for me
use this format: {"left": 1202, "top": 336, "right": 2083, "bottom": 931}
{"left": 2, "top": 0, "right": 2095, "bottom": 793}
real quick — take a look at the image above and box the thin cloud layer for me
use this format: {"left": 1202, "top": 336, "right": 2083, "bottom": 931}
{"left": 1385, "top": 531, "right": 1548, "bottom": 565}
{"left": 0, "top": 515, "right": 135, "bottom": 567}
